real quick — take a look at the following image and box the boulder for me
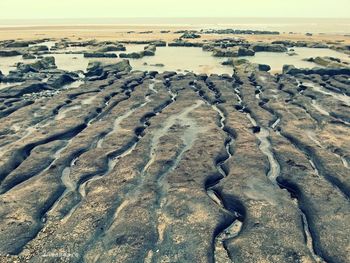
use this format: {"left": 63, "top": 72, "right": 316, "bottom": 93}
{"left": 304, "top": 56, "right": 348, "bottom": 68}
{"left": 309, "top": 43, "right": 328, "bottom": 48}
{"left": 201, "top": 29, "right": 279, "bottom": 35}
{"left": 238, "top": 47, "right": 255, "bottom": 56}
{"left": 221, "top": 58, "right": 248, "bottom": 66}
{"left": 144, "top": 44, "right": 156, "bottom": 52}
{"left": 252, "top": 43, "right": 287, "bottom": 52}
{"left": 295, "top": 41, "right": 308, "bottom": 47}
{"left": 5, "top": 41, "right": 32, "bottom": 48}
{"left": 202, "top": 44, "right": 215, "bottom": 51}
{"left": 83, "top": 53, "right": 117, "bottom": 58}
{"left": 0, "top": 50, "right": 21, "bottom": 57}
{"left": 142, "top": 50, "right": 155, "bottom": 56}
{"left": 150, "top": 63, "right": 165, "bottom": 67}
{"left": 257, "top": 64, "right": 271, "bottom": 72}
{"left": 85, "top": 60, "right": 132, "bottom": 78}
{"left": 213, "top": 48, "right": 239, "bottom": 57}
{"left": 47, "top": 73, "right": 78, "bottom": 89}
{"left": 180, "top": 32, "right": 201, "bottom": 39}
{"left": 17, "top": 56, "right": 57, "bottom": 73}
{"left": 142, "top": 45, "right": 156, "bottom": 56}
{"left": 85, "top": 62, "right": 104, "bottom": 77}
{"left": 97, "top": 44, "right": 126, "bottom": 52}
{"left": 151, "top": 40, "right": 167, "bottom": 47}
{"left": 22, "top": 53, "right": 36, "bottom": 60}
{"left": 287, "top": 51, "right": 298, "bottom": 56}
{"left": 168, "top": 41, "right": 203, "bottom": 47}
{"left": 119, "top": 40, "right": 166, "bottom": 46}
{"left": 0, "top": 81, "right": 52, "bottom": 98}
{"left": 104, "top": 60, "right": 132, "bottom": 73}
{"left": 1, "top": 72, "right": 24, "bottom": 82}
{"left": 283, "top": 64, "right": 350, "bottom": 76}
{"left": 28, "top": 45, "right": 49, "bottom": 52}
{"left": 271, "top": 40, "right": 296, "bottom": 47}
{"left": 119, "top": 52, "right": 143, "bottom": 59}
{"left": 31, "top": 56, "right": 57, "bottom": 70}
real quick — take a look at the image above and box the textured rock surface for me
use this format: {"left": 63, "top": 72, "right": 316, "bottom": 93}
{"left": 0, "top": 58, "right": 349, "bottom": 263}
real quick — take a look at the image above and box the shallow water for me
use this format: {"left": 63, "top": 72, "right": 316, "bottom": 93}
{"left": 130, "top": 47, "right": 232, "bottom": 75}
{"left": 47, "top": 46, "right": 232, "bottom": 75}
{"left": 47, "top": 53, "right": 89, "bottom": 72}
{"left": 0, "top": 55, "right": 36, "bottom": 75}
{"left": 242, "top": 47, "right": 350, "bottom": 72}
{"left": 1, "top": 45, "right": 349, "bottom": 76}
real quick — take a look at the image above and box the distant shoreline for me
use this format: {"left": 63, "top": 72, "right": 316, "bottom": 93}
{"left": 0, "top": 17, "right": 349, "bottom": 34}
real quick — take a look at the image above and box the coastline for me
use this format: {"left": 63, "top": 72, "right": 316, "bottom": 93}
{"left": 0, "top": 24, "right": 349, "bottom": 44}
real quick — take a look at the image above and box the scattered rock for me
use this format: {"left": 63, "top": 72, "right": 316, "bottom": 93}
{"left": 83, "top": 53, "right": 117, "bottom": 58}
{"left": 28, "top": 45, "right": 49, "bottom": 52}
{"left": 97, "top": 44, "right": 126, "bottom": 52}
{"left": 17, "top": 56, "right": 57, "bottom": 73}
{"left": 257, "top": 64, "right": 271, "bottom": 72}
{"left": 222, "top": 58, "right": 248, "bottom": 66}
{"left": 252, "top": 126, "right": 261, "bottom": 133}
{"left": 143, "top": 45, "right": 156, "bottom": 56}
{"left": 238, "top": 47, "right": 255, "bottom": 56}
{"left": 119, "top": 52, "right": 143, "bottom": 59}
{"left": 304, "top": 56, "right": 348, "bottom": 68}
{"left": 47, "top": 73, "right": 78, "bottom": 89}
{"left": 150, "top": 63, "right": 165, "bottom": 67}
{"left": 213, "top": 48, "right": 239, "bottom": 57}
{"left": 0, "top": 50, "right": 21, "bottom": 57}
{"left": 168, "top": 41, "right": 203, "bottom": 47}
{"left": 252, "top": 43, "right": 287, "bottom": 52}
{"left": 283, "top": 64, "right": 350, "bottom": 76}
{"left": 287, "top": 51, "right": 298, "bottom": 56}
{"left": 22, "top": 53, "right": 36, "bottom": 60}
{"left": 5, "top": 41, "right": 32, "bottom": 48}
{"left": 180, "top": 32, "right": 201, "bottom": 39}
{"left": 309, "top": 43, "right": 328, "bottom": 48}
{"left": 201, "top": 29, "right": 280, "bottom": 35}
{"left": 85, "top": 60, "right": 132, "bottom": 78}
{"left": 0, "top": 81, "right": 52, "bottom": 98}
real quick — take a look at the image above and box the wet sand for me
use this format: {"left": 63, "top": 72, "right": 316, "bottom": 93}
{"left": 0, "top": 25, "right": 349, "bottom": 45}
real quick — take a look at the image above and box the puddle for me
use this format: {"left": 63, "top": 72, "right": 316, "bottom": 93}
{"left": 2, "top": 45, "right": 349, "bottom": 75}
{"left": 246, "top": 114, "right": 280, "bottom": 184}
{"left": 129, "top": 47, "right": 232, "bottom": 75}
{"left": 0, "top": 55, "right": 36, "bottom": 75}
{"left": 242, "top": 47, "right": 350, "bottom": 73}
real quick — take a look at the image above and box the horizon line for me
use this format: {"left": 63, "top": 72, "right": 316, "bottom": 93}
{"left": 1, "top": 16, "right": 350, "bottom": 21}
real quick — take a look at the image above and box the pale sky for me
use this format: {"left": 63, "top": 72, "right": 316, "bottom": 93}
{"left": 1, "top": 0, "right": 350, "bottom": 19}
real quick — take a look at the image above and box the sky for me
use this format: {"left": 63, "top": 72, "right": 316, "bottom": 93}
{"left": 1, "top": 0, "right": 350, "bottom": 19}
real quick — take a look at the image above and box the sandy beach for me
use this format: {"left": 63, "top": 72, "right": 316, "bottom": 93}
{"left": 0, "top": 24, "right": 349, "bottom": 45}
